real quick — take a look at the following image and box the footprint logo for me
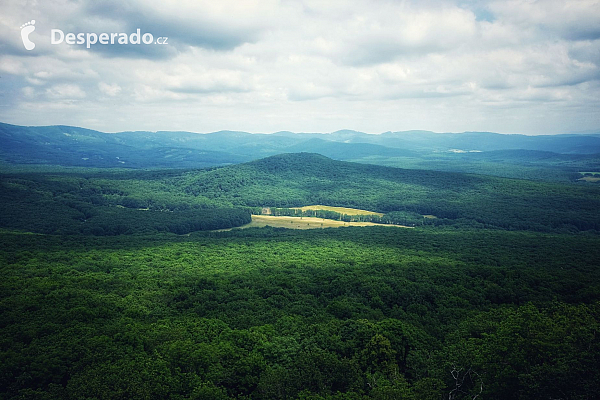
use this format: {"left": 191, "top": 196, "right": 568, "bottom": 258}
{"left": 20, "top": 20, "right": 36, "bottom": 51}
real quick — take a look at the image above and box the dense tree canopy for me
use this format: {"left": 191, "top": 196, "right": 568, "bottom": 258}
{"left": 1, "top": 227, "right": 599, "bottom": 399}
{"left": 1, "top": 154, "right": 599, "bottom": 399}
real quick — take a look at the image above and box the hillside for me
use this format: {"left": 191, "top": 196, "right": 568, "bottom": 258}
{"left": 2, "top": 153, "right": 600, "bottom": 235}
{"left": 2, "top": 122, "right": 600, "bottom": 181}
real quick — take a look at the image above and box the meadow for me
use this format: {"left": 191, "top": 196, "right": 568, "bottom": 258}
{"left": 224, "top": 215, "right": 411, "bottom": 230}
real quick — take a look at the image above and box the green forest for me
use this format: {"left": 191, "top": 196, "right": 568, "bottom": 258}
{"left": 1, "top": 153, "right": 599, "bottom": 399}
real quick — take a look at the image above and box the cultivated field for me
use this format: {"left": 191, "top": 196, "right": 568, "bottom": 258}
{"left": 221, "top": 215, "right": 412, "bottom": 230}
{"left": 579, "top": 176, "right": 600, "bottom": 182}
{"left": 578, "top": 172, "right": 600, "bottom": 182}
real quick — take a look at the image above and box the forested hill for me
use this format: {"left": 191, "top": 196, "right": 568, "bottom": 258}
{"left": 183, "top": 152, "right": 484, "bottom": 206}
{"left": 2, "top": 122, "right": 600, "bottom": 181}
{"left": 179, "top": 153, "right": 600, "bottom": 232}
{"left": 2, "top": 152, "right": 600, "bottom": 235}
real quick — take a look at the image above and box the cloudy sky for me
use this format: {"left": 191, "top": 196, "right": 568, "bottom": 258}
{"left": 0, "top": 0, "right": 599, "bottom": 134}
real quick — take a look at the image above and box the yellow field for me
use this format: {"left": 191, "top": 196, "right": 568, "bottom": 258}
{"left": 290, "top": 205, "right": 384, "bottom": 216}
{"left": 423, "top": 214, "right": 438, "bottom": 219}
{"left": 218, "top": 215, "right": 412, "bottom": 231}
{"left": 579, "top": 176, "right": 600, "bottom": 182}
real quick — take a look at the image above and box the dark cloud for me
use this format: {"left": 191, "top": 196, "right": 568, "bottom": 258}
{"left": 82, "top": 0, "right": 263, "bottom": 53}
{"left": 569, "top": 43, "right": 600, "bottom": 66}
{"left": 562, "top": 28, "right": 600, "bottom": 42}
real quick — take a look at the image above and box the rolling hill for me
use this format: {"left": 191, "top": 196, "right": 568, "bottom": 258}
{"left": 3, "top": 152, "right": 599, "bottom": 235}
{"left": 2, "top": 123, "right": 600, "bottom": 181}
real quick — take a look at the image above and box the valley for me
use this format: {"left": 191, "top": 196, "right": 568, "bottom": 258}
{"left": 1, "top": 130, "right": 599, "bottom": 399}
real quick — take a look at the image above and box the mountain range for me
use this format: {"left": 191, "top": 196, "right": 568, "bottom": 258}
{"left": 1, "top": 122, "right": 599, "bottom": 179}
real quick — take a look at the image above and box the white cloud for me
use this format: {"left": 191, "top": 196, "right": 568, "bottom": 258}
{"left": 22, "top": 86, "right": 35, "bottom": 97}
{"left": 98, "top": 82, "right": 121, "bottom": 96}
{"left": 0, "top": 57, "right": 23, "bottom": 74}
{"left": 0, "top": 0, "right": 598, "bottom": 134}
{"left": 46, "top": 84, "right": 86, "bottom": 99}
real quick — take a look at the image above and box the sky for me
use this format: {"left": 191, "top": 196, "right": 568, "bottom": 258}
{"left": 0, "top": 0, "right": 599, "bottom": 135}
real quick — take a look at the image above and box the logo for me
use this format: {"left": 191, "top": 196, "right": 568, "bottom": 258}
{"left": 18, "top": 21, "right": 168, "bottom": 51}
{"left": 20, "top": 20, "right": 36, "bottom": 50}
{"left": 51, "top": 29, "right": 168, "bottom": 48}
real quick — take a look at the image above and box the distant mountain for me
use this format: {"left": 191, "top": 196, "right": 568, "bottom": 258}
{"left": 0, "top": 123, "right": 253, "bottom": 168}
{"left": 1, "top": 122, "right": 599, "bottom": 171}
{"left": 284, "top": 138, "right": 416, "bottom": 159}
{"left": 385, "top": 131, "right": 600, "bottom": 153}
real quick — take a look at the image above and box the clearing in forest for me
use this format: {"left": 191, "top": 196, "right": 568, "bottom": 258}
{"left": 578, "top": 172, "right": 600, "bottom": 182}
{"left": 579, "top": 176, "right": 600, "bottom": 182}
{"left": 220, "top": 215, "right": 412, "bottom": 231}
